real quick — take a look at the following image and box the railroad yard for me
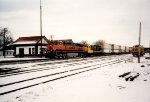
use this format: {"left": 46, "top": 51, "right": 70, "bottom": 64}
{"left": 1, "top": 0, "right": 150, "bottom": 101}
{"left": 0, "top": 54, "right": 150, "bottom": 102}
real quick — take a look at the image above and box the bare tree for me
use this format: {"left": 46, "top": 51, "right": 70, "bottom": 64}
{"left": 80, "top": 40, "right": 89, "bottom": 46}
{"left": 0, "top": 27, "right": 13, "bottom": 47}
{"left": 94, "top": 40, "right": 105, "bottom": 45}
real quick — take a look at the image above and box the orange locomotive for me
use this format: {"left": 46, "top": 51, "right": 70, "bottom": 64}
{"left": 45, "top": 39, "right": 86, "bottom": 58}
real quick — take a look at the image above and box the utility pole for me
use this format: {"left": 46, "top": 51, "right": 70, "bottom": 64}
{"left": 40, "top": 0, "right": 43, "bottom": 57}
{"left": 149, "top": 43, "right": 150, "bottom": 57}
{"left": 3, "top": 28, "right": 7, "bottom": 58}
{"left": 51, "top": 35, "right": 52, "bottom": 41}
{"left": 138, "top": 22, "right": 141, "bottom": 63}
{"left": 51, "top": 35, "right": 54, "bottom": 41}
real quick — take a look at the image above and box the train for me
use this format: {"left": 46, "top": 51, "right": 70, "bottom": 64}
{"left": 132, "top": 45, "right": 145, "bottom": 56}
{"left": 45, "top": 39, "right": 130, "bottom": 58}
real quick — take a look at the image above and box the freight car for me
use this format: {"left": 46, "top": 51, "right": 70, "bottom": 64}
{"left": 91, "top": 43, "right": 112, "bottom": 55}
{"left": 125, "top": 46, "right": 130, "bottom": 54}
{"left": 132, "top": 45, "right": 145, "bottom": 56}
{"left": 120, "top": 46, "right": 126, "bottom": 54}
{"left": 111, "top": 44, "right": 121, "bottom": 54}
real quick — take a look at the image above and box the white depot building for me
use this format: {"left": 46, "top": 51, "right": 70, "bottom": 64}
{"left": 12, "top": 36, "right": 49, "bottom": 57}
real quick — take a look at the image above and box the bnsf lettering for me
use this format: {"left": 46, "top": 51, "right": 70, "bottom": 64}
{"left": 69, "top": 47, "right": 75, "bottom": 49}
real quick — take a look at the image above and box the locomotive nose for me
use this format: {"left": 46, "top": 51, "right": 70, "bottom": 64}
{"left": 47, "top": 45, "right": 53, "bottom": 50}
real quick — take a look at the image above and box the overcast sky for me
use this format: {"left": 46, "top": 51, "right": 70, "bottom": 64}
{"left": 0, "top": 0, "right": 150, "bottom": 47}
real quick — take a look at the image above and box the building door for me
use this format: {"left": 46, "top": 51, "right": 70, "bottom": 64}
{"left": 35, "top": 45, "right": 38, "bottom": 55}
{"left": 29, "top": 48, "right": 31, "bottom": 55}
{"left": 19, "top": 48, "right": 24, "bottom": 57}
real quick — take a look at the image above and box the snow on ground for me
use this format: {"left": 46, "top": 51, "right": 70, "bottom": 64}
{"left": 0, "top": 54, "right": 150, "bottom": 102}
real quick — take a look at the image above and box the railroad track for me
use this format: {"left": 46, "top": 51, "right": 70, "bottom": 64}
{"left": 0, "top": 55, "right": 113, "bottom": 66}
{"left": 0, "top": 56, "right": 130, "bottom": 96}
{"left": 0, "top": 59, "right": 51, "bottom": 65}
{"left": 0, "top": 56, "right": 111, "bottom": 77}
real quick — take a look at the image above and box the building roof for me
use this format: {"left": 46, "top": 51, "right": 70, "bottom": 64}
{"left": 13, "top": 36, "right": 48, "bottom": 45}
{"left": 15, "top": 36, "right": 45, "bottom": 43}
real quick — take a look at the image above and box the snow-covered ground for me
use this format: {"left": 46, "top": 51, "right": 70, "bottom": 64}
{"left": 0, "top": 54, "right": 150, "bottom": 102}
